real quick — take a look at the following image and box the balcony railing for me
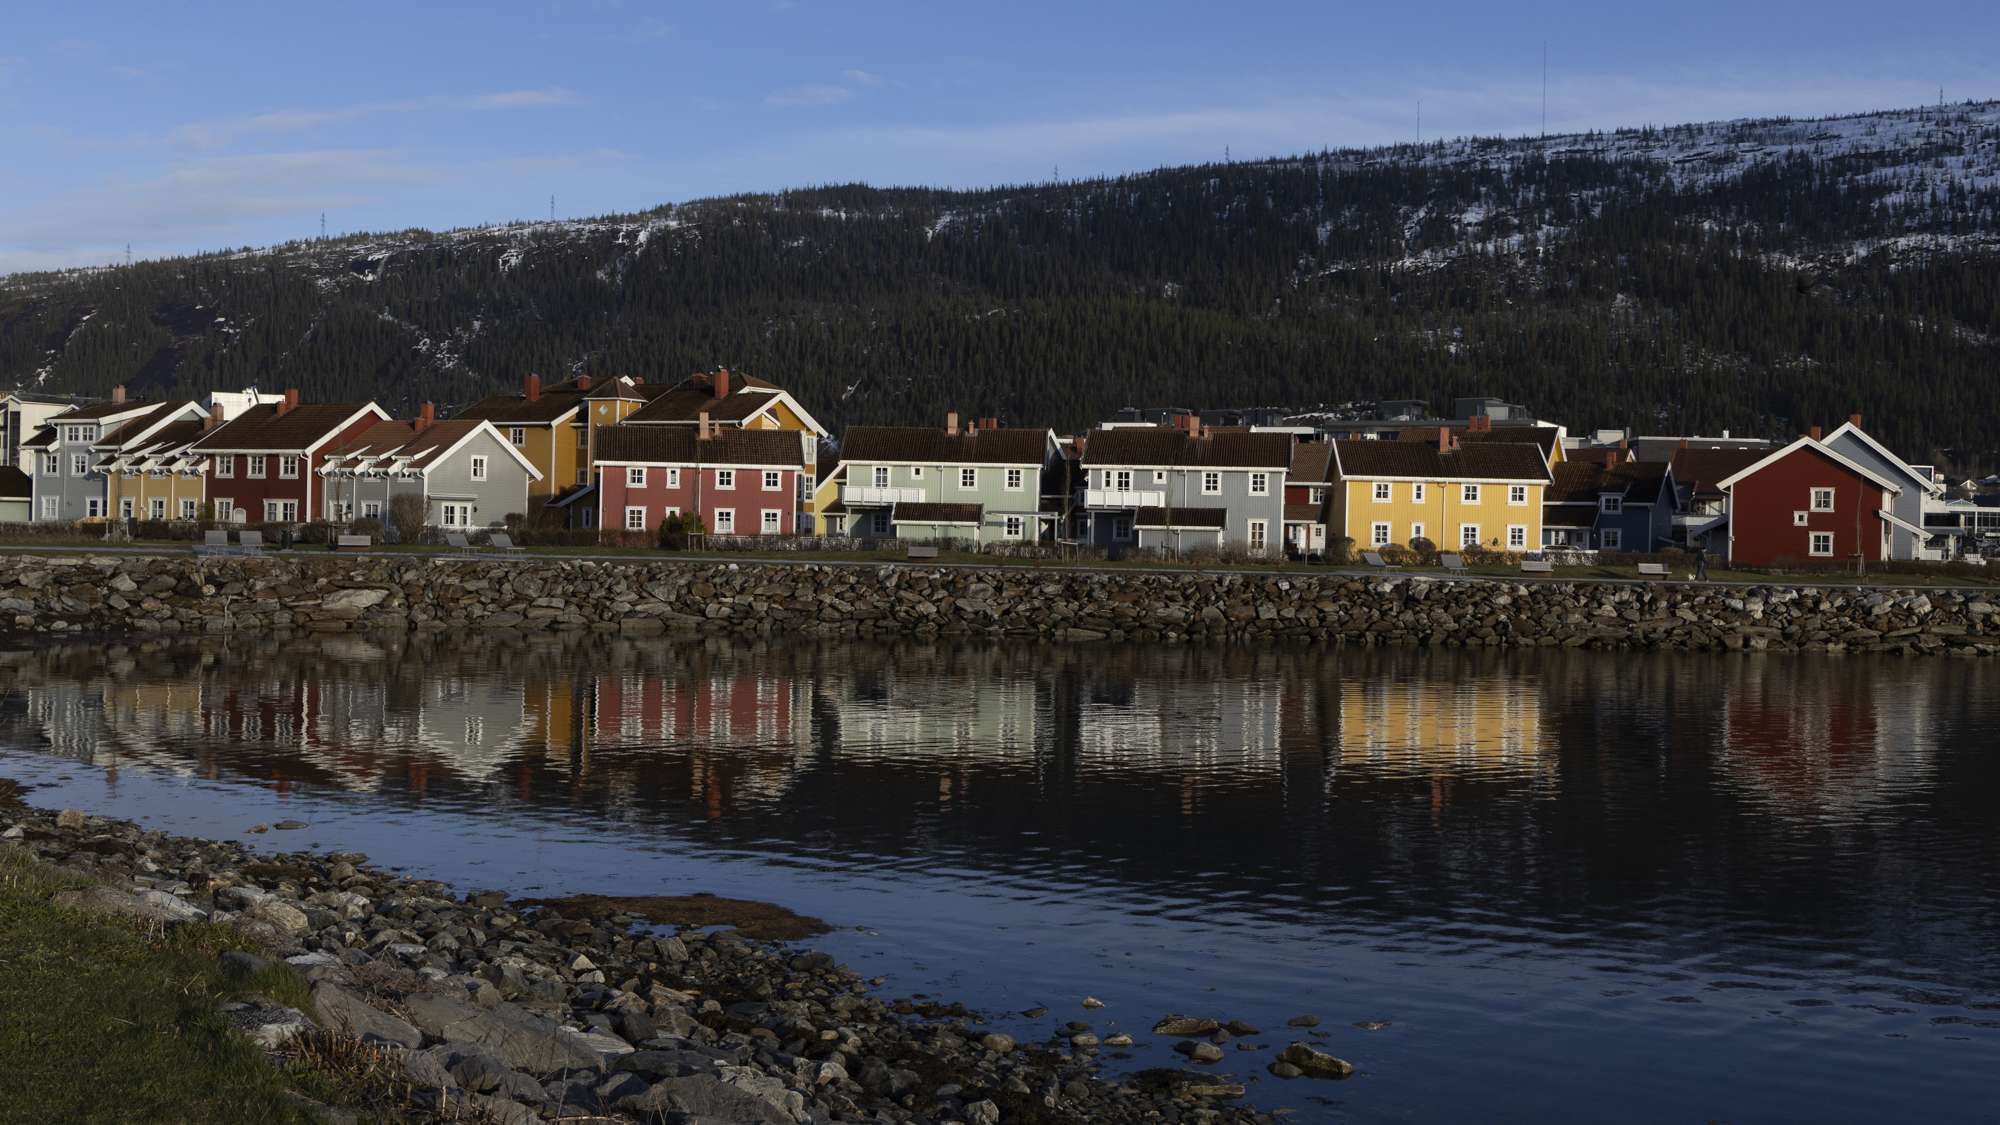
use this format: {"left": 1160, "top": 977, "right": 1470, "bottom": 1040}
{"left": 842, "top": 484, "right": 926, "bottom": 506}
{"left": 1082, "top": 488, "right": 1166, "bottom": 508}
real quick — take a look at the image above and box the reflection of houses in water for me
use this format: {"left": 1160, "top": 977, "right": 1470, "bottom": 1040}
{"left": 1714, "top": 660, "right": 1935, "bottom": 816}
{"left": 406, "top": 674, "right": 530, "bottom": 783}
{"left": 836, "top": 670, "right": 1037, "bottom": 758}
{"left": 24, "top": 678, "right": 113, "bottom": 763}
{"left": 1075, "top": 677, "right": 1284, "bottom": 769}
{"left": 1334, "top": 671, "right": 1550, "bottom": 782}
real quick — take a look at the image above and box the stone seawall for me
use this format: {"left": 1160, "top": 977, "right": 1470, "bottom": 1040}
{"left": 2, "top": 553, "right": 1998, "bottom": 655}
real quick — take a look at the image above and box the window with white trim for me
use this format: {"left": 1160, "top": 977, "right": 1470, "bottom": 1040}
{"left": 911, "top": 465, "right": 924, "bottom": 479}
{"left": 1810, "top": 487, "right": 1835, "bottom": 512}
{"left": 40, "top": 497, "right": 56, "bottom": 519}
{"left": 264, "top": 499, "right": 298, "bottom": 522}
{"left": 214, "top": 499, "right": 234, "bottom": 522}
{"left": 1371, "top": 521, "right": 1392, "bottom": 547}
{"left": 247, "top": 455, "right": 266, "bottom": 478}
{"left": 1601, "top": 494, "right": 1623, "bottom": 514}
{"left": 119, "top": 498, "right": 134, "bottom": 519}
{"left": 1309, "top": 487, "right": 1326, "bottom": 504}
{"left": 715, "top": 469, "right": 735, "bottom": 490}
{"left": 1809, "top": 531, "right": 1834, "bottom": 556}
{"left": 1410, "top": 522, "right": 1426, "bottom": 542}
{"left": 1004, "top": 514, "right": 1024, "bottom": 539}
{"left": 215, "top": 454, "right": 234, "bottom": 478}
{"left": 1005, "top": 468, "right": 1024, "bottom": 491}
{"left": 361, "top": 501, "right": 381, "bottom": 519}
{"left": 1114, "top": 470, "right": 1133, "bottom": 492}
{"left": 627, "top": 466, "right": 646, "bottom": 487}
{"left": 1460, "top": 524, "right": 1480, "bottom": 547}
{"left": 1462, "top": 484, "right": 1480, "bottom": 503}
{"left": 85, "top": 498, "right": 102, "bottom": 518}
{"left": 1249, "top": 473, "right": 1269, "bottom": 496}
{"left": 763, "top": 470, "right": 781, "bottom": 490}
{"left": 508, "top": 427, "right": 526, "bottom": 446}
{"left": 1373, "top": 481, "right": 1392, "bottom": 502}
{"left": 960, "top": 467, "right": 977, "bottom": 489}
{"left": 1507, "top": 524, "right": 1527, "bottom": 550}
{"left": 667, "top": 467, "right": 681, "bottom": 488}
{"left": 1509, "top": 484, "right": 1528, "bottom": 505}
{"left": 1153, "top": 470, "right": 1166, "bottom": 483}
{"left": 470, "top": 456, "right": 488, "bottom": 482}
{"left": 662, "top": 506, "right": 680, "bottom": 522}
{"left": 761, "top": 509, "right": 781, "bottom": 534}
{"left": 1248, "top": 519, "right": 1268, "bottom": 552}
{"left": 147, "top": 498, "right": 165, "bottom": 519}
{"left": 1602, "top": 528, "right": 1622, "bottom": 549}
{"left": 1190, "top": 470, "right": 1214, "bottom": 495}
{"left": 625, "top": 506, "right": 646, "bottom": 531}
{"left": 713, "top": 508, "right": 735, "bottom": 533}
{"left": 179, "top": 498, "right": 197, "bottom": 520}
{"left": 872, "top": 466, "right": 890, "bottom": 488}
{"left": 279, "top": 455, "right": 301, "bottom": 479}
{"left": 71, "top": 453, "right": 89, "bottom": 476}
{"left": 1793, "top": 511, "right": 1810, "bottom": 526}
{"left": 1411, "top": 482, "right": 1426, "bottom": 503}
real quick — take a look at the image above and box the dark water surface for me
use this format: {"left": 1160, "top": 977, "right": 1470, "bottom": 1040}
{"left": 2, "top": 634, "right": 1997, "bottom": 1122}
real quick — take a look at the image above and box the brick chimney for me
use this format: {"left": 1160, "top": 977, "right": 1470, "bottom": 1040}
{"left": 1436, "top": 426, "right": 1454, "bottom": 452}
{"left": 982, "top": 416, "right": 998, "bottom": 431}
{"left": 713, "top": 368, "right": 731, "bottom": 400}
{"left": 1602, "top": 448, "right": 1619, "bottom": 470}
{"left": 946, "top": 412, "right": 959, "bottom": 436}
{"left": 525, "top": 373, "right": 541, "bottom": 402}
{"left": 206, "top": 403, "right": 225, "bottom": 431}
{"left": 1848, "top": 412, "right": 1862, "bottom": 428}
{"left": 1809, "top": 424, "right": 1823, "bottom": 442}
{"left": 414, "top": 402, "right": 436, "bottom": 435}
{"left": 111, "top": 384, "right": 126, "bottom": 404}
{"left": 1470, "top": 413, "right": 1491, "bottom": 433}
{"left": 277, "top": 388, "right": 299, "bottom": 417}
{"left": 1678, "top": 437, "right": 1689, "bottom": 450}
{"left": 698, "top": 410, "right": 712, "bottom": 440}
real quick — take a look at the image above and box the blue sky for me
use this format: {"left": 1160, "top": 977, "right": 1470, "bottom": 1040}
{"left": 3, "top": 0, "right": 1996, "bottom": 275}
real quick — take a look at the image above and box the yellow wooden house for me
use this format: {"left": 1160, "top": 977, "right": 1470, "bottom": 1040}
{"left": 452, "top": 374, "right": 589, "bottom": 499}
{"left": 94, "top": 403, "right": 214, "bottom": 522}
{"left": 1329, "top": 431, "right": 1553, "bottom": 553}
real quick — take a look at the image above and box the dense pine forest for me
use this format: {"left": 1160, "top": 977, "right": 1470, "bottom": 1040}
{"left": 4, "top": 101, "right": 1999, "bottom": 467}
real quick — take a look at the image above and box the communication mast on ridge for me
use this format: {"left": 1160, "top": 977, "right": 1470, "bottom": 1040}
{"left": 1542, "top": 42, "right": 1549, "bottom": 137}
{"left": 549, "top": 194, "right": 556, "bottom": 222}
{"left": 320, "top": 212, "right": 326, "bottom": 241}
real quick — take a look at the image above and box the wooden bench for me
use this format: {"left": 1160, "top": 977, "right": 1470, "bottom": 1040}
{"left": 1520, "top": 559, "right": 1554, "bottom": 575}
{"left": 906, "top": 545, "right": 940, "bottom": 561}
{"left": 335, "top": 534, "right": 372, "bottom": 551}
{"left": 1637, "top": 562, "right": 1668, "bottom": 577}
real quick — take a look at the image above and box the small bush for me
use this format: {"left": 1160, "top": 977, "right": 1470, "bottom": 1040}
{"left": 1407, "top": 536, "right": 1438, "bottom": 565}
{"left": 1327, "top": 536, "right": 1356, "bottom": 565}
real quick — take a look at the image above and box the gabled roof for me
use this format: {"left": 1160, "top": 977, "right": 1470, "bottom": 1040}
{"left": 325, "top": 419, "right": 541, "bottom": 479}
{"left": 452, "top": 390, "right": 585, "bottom": 425}
{"left": 1289, "top": 441, "right": 1333, "bottom": 484}
{"left": 1081, "top": 428, "right": 1293, "bottom": 469}
{"left": 52, "top": 399, "right": 159, "bottom": 421}
{"left": 1713, "top": 436, "right": 1904, "bottom": 495}
{"left": 840, "top": 426, "right": 1054, "bottom": 466}
{"left": 593, "top": 426, "right": 804, "bottom": 468}
{"left": 580, "top": 376, "right": 664, "bottom": 402}
{"left": 93, "top": 402, "right": 208, "bottom": 451}
{"left": 1669, "top": 447, "right": 1767, "bottom": 500}
{"left": 623, "top": 372, "right": 829, "bottom": 437}
{"left": 1331, "top": 440, "right": 1551, "bottom": 482}
{"left": 1548, "top": 459, "right": 1671, "bottom": 505}
{"left": 1822, "top": 422, "right": 1944, "bottom": 495}
{"left": 1400, "top": 426, "right": 1560, "bottom": 458}
{"left": 193, "top": 403, "right": 388, "bottom": 453}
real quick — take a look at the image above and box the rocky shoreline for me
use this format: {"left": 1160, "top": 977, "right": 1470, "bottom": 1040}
{"left": 1, "top": 552, "right": 1998, "bottom": 656}
{"left": 0, "top": 800, "right": 1326, "bottom": 1124}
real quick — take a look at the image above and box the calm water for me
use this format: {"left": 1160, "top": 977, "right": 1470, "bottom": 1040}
{"left": 2, "top": 634, "right": 1998, "bottom": 1122}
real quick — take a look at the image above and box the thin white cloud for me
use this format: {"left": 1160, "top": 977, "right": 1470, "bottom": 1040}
{"left": 842, "top": 69, "right": 886, "bottom": 87}
{"left": 169, "top": 88, "right": 584, "bottom": 148}
{"left": 765, "top": 83, "right": 852, "bottom": 108}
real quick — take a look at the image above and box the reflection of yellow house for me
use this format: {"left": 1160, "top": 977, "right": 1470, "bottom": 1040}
{"left": 1338, "top": 677, "right": 1545, "bottom": 775}
{"left": 1329, "top": 435, "right": 1552, "bottom": 553}
{"left": 95, "top": 405, "right": 213, "bottom": 522}
{"left": 452, "top": 374, "right": 586, "bottom": 498}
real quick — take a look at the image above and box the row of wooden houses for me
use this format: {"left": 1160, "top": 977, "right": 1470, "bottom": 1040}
{"left": 3, "top": 373, "right": 1988, "bottom": 567}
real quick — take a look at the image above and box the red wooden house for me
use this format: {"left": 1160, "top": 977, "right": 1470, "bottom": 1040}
{"left": 191, "top": 391, "right": 387, "bottom": 525}
{"left": 592, "top": 423, "right": 805, "bottom": 536}
{"left": 1716, "top": 429, "right": 1904, "bottom": 567}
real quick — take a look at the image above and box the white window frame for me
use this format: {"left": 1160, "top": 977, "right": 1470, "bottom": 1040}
{"left": 71, "top": 453, "right": 89, "bottom": 476}
{"left": 85, "top": 498, "right": 102, "bottom": 518}
{"left": 763, "top": 470, "right": 781, "bottom": 491}
{"left": 1247, "top": 519, "right": 1269, "bottom": 552}
{"left": 713, "top": 508, "right": 735, "bottom": 533}
{"left": 40, "top": 497, "right": 57, "bottom": 519}
{"left": 1461, "top": 484, "right": 1480, "bottom": 504}
{"left": 1600, "top": 494, "right": 1623, "bottom": 514}
{"left": 760, "top": 508, "right": 781, "bottom": 534}
{"left": 41, "top": 453, "right": 57, "bottom": 475}
{"left": 278, "top": 455, "right": 301, "bottom": 479}
{"left": 1370, "top": 521, "right": 1392, "bottom": 548}
{"left": 1005, "top": 468, "right": 1024, "bottom": 492}
{"left": 627, "top": 466, "right": 646, "bottom": 487}
{"left": 1309, "top": 487, "right": 1326, "bottom": 504}
{"left": 214, "top": 499, "right": 234, "bottom": 522}
{"left": 1202, "top": 471, "right": 1221, "bottom": 495}
{"left": 1373, "top": 481, "right": 1392, "bottom": 502}
{"left": 1507, "top": 524, "right": 1527, "bottom": 550}
{"left": 1410, "top": 522, "right": 1426, "bottom": 543}
{"left": 508, "top": 427, "right": 526, "bottom": 446}
{"left": 1460, "top": 523, "right": 1480, "bottom": 547}
{"left": 1249, "top": 473, "right": 1269, "bottom": 497}
{"left": 715, "top": 469, "right": 735, "bottom": 490}
{"left": 872, "top": 466, "right": 890, "bottom": 488}
{"left": 1411, "top": 482, "right": 1426, "bottom": 503}
{"left": 667, "top": 467, "right": 681, "bottom": 488}
{"left": 625, "top": 506, "right": 646, "bottom": 531}
{"left": 148, "top": 498, "right": 166, "bottom": 520}
{"left": 1792, "top": 511, "right": 1810, "bottom": 526}
{"left": 1004, "top": 514, "right": 1024, "bottom": 539}
{"left": 215, "top": 454, "right": 234, "bottom": 478}
{"left": 1601, "top": 528, "right": 1622, "bottom": 550}
{"left": 662, "top": 505, "right": 680, "bottom": 521}
{"left": 1810, "top": 487, "right": 1835, "bottom": 512}
{"left": 361, "top": 501, "right": 381, "bottom": 519}
{"left": 1153, "top": 469, "right": 1167, "bottom": 483}
{"left": 119, "top": 498, "right": 135, "bottom": 519}
{"left": 1114, "top": 470, "right": 1133, "bottom": 492}
{"left": 179, "top": 498, "right": 197, "bottom": 520}
{"left": 911, "top": 465, "right": 924, "bottom": 479}
{"left": 960, "top": 467, "right": 978, "bottom": 490}
{"left": 470, "top": 455, "right": 488, "bottom": 482}
{"left": 247, "top": 455, "right": 267, "bottom": 479}
{"left": 1509, "top": 484, "right": 1528, "bottom": 506}
{"left": 1809, "top": 531, "right": 1834, "bottom": 557}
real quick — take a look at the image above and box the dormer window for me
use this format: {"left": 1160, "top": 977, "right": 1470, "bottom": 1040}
{"left": 1600, "top": 495, "right": 1623, "bottom": 514}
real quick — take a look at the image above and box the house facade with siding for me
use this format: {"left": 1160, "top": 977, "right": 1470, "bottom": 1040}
{"left": 452, "top": 374, "right": 587, "bottom": 499}
{"left": 1328, "top": 432, "right": 1552, "bottom": 553}
{"left": 191, "top": 393, "right": 388, "bottom": 525}
{"left": 620, "top": 370, "right": 829, "bottom": 531}
{"left": 25, "top": 392, "right": 162, "bottom": 521}
{"left": 829, "top": 420, "right": 1059, "bottom": 545}
{"left": 99, "top": 408, "right": 217, "bottom": 522}
{"left": 1716, "top": 434, "right": 1902, "bottom": 567}
{"left": 1819, "top": 416, "right": 1946, "bottom": 561}
{"left": 320, "top": 411, "right": 541, "bottom": 531}
{"left": 1078, "top": 425, "right": 1292, "bottom": 556}
{"left": 1541, "top": 455, "right": 1676, "bottom": 551}
{"left": 592, "top": 426, "right": 805, "bottom": 536}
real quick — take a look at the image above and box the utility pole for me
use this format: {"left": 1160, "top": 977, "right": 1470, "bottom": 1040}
{"left": 320, "top": 212, "right": 326, "bottom": 241}
{"left": 549, "top": 194, "right": 556, "bottom": 223}
{"left": 1542, "top": 42, "right": 1548, "bottom": 137}
{"left": 1416, "top": 97, "right": 1422, "bottom": 145}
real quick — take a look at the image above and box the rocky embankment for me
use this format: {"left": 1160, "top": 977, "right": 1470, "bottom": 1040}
{"left": 2, "top": 803, "right": 1297, "bottom": 1124}
{"left": 1, "top": 553, "right": 1998, "bottom": 655}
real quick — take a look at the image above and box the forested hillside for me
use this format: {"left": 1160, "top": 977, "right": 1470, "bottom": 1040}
{"left": 4, "top": 100, "right": 1999, "bottom": 466}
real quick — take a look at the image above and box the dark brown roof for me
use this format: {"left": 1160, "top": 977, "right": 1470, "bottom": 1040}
{"left": 1290, "top": 441, "right": 1333, "bottom": 483}
{"left": 1284, "top": 502, "right": 1325, "bottom": 523}
{"left": 1333, "top": 440, "right": 1551, "bottom": 482}
{"left": 326, "top": 420, "right": 491, "bottom": 471}
{"left": 94, "top": 403, "right": 190, "bottom": 448}
{"left": 593, "top": 426, "right": 803, "bottom": 467}
{"left": 19, "top": 426, "right": 55, "bottom": 450}
{"left": 453, "top": 391, "right": 584, "bottom": 425}
{"left": 0, "top": 467, "right": 29, "bottom": 498}
{"left": 1134, "top": 506, "right": 1227, "bottom": 529}
{"left": 840, "top": 426, "right": 1052, "bottom": 466}
{"left": 893, "top": 502, "right": 982, "bottom": 524}
{"left": 122, "top": 418, "right": 211, "bottom": 457}
{"left": 624, "top": 387, "right": 775, "bottom": 426}
{"left": 1081, "top": 428, "right": 1293, "bottom": 469}
{"left": 1544, "top": 507, "right": 1598, "bottom": 528}
{"left": 1671, "top": 448, "right": 1767, "bottom": 500}
{"left": 193, "top": 403, "right": 380, "bottom": 452}
{"left": 1454, "top": 428, "right": 1560, "bottom": 456}
{"left": 55, "top": 399, "right": 159, "bottom": 421}
{"left": 580, "top": 376, "right": 665, "bottom": 401}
